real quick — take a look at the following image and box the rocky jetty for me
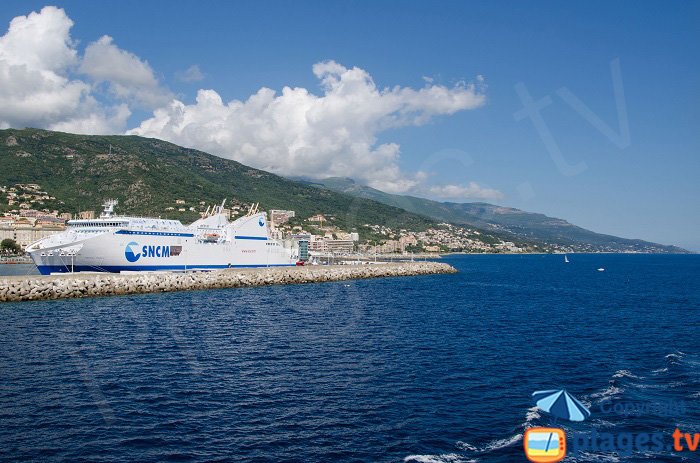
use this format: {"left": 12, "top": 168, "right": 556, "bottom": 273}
{"left": 0, "top": 262, "right": 457, "bottom": 303}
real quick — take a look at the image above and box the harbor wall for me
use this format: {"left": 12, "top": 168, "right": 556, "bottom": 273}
{"left": 0, "top": 262, "right": 457, "bottom": 303}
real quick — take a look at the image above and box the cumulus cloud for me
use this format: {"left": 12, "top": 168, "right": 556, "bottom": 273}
{"left": 0, "top": 6, "right": 166, "bottom": 133}
{"left": 50, "top": 102, "right": 131, "bottom": 135}
{"left": 130, "top": 60, "right": 494, "bottom": 196}
{"left": 0, "top": 7, "right": 501, "bottom": 201}
{"left": 80, "top": 35, "right": 172, "bottom": 109}
{"left": 0, "top": 6, "right": 89, "bottom": 130}
{"left": 175, "top": 64, "right": 205, "bottom": 83}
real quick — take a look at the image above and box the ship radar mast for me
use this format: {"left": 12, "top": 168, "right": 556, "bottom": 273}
{"left": 100, "top": 199, "right": 118, "bottom": 218}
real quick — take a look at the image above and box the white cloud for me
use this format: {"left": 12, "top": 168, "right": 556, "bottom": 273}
{"left": 0, "top": 6, "right": 90, "bottom": 130}
{"left": 50, "top": 102, "right": 131, "bottom": 136}
{"left": 175, "top": 64, "right": 205, "bottom": 83}
{"left": 130, "top": 60, "right": 493, "bottom": 196}
{"left": 0, "top": 6, "right": 168, "bottom": 134}
{"left": 0, "top": 7, "right": 501, "bottom": 201}
{"left": 80, "top": 35, "right": 172, "bottom": 109}
{"left": 0, "top": 6, "right": 77, "bottom": 71}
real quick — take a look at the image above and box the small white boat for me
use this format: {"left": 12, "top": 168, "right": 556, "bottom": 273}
{"left": 597, "top": 268, "right": 605, "bottom": 272}
{"left": 564, "top": 255, "right": 569, "bottom": 263}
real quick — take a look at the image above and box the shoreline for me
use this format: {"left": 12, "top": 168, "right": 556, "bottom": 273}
{"left": 0, "top": 261, "right": 457, "bottom": 303}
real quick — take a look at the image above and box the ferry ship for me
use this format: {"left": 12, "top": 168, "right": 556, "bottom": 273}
{"left": 26, "top": 200, "right": 298, "bottom": 275}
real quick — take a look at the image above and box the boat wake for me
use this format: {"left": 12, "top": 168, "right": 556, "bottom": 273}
{"left": 403, "top": 454, "right": 477, "bottom": 463}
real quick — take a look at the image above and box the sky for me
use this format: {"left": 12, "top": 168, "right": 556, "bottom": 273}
{"left": 0, "top": 1, "right": 698, "bottom": 250}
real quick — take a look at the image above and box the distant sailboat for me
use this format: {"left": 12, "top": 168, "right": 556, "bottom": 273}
{"left": 564, "top": 255, "right": 569, "bottom": 263}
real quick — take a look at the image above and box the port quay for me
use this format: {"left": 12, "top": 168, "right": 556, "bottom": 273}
{"left": 0, "top": 262, "right": 457, "bottom": 303}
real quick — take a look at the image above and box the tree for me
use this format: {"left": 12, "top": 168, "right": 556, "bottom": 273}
{"left": 0, "top": 238, "right": 22, "bottom": 255}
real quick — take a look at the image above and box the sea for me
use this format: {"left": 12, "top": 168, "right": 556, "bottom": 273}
{"left": 0, "top": 254, "right": 698, "bottom": 462}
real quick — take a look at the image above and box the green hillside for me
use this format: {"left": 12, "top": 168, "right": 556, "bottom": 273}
{"left": 298, "top": 177, "right": 688, "bottom": 253}
{"left": 0, "top": 128, "right": 686, "bottom": 253}
{"left": 0, "top": 129, "right": 435, "bottom": 237}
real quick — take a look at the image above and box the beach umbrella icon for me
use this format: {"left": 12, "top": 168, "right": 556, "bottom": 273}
{"left": 532, "top": 389, "right": 591, "bottom": 422}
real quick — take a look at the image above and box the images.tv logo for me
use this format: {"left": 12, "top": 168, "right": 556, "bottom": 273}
{"left": 524, "top": 428, "right": 566, "bottom": 463}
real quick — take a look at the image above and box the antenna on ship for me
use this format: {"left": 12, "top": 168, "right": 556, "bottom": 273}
{"left": 100, "top": 199, "right": 118, "bottom": 218}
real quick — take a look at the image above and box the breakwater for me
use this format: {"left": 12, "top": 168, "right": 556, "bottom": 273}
{"left": 0, "top": 262, "right": 456, "bottom": 303}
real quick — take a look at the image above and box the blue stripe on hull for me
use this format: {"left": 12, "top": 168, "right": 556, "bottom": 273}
{"left": 36, "top": 264, "right": 296, "bottom": 275}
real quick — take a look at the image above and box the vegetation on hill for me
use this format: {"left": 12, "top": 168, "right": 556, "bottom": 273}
{"left": 0, "top": 129, "right": 435, "bottom": 238}
{"left": 0, "top": 128, "right": 686, "bottom": 253}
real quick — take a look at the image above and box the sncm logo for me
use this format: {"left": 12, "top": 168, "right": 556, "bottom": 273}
{"left": 125, "top": 243, "right": 182, "bottom": 262}
{"left": 124, "top": 241, "right": 141, "bottom": 262}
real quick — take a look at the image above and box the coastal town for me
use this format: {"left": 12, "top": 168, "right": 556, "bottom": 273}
{"left": 0, "top": 182, "right": 555, "bottom": 257}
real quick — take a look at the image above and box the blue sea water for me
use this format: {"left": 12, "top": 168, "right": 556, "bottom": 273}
{"left": 0, "top": 263, "right": 38, "bottom": 276}
{"left": 0, "top": 254, "right": 698, "bottom": 462}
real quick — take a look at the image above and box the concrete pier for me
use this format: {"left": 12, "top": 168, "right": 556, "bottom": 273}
{"left": 0, "top": 262, "right": 457, "bottom": 303}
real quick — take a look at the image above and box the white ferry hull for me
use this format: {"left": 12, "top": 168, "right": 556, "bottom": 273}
{"left": 31, "top": 232, "right": 294, "bottom": 274}
{"left": 27, "top": 204, "right": 297, "bottom": 274}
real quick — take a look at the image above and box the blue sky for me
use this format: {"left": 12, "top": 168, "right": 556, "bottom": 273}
{"left": 1, "top": 1, "right": 698, "bottom": 250}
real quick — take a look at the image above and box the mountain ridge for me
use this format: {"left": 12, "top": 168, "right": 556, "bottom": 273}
{"left": 0, "top": 128, "right": 686, "bottom": 253}
{"left": 293, "top": 176, "right": 688, "bottom": 253}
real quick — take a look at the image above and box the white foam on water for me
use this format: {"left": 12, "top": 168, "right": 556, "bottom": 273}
{"left": 567, "top": 452, "right": 621, "bottom": 462}
{"left": 651, "top": 367, "right": 668, "bottom": 374}
{"left": 637, "top": 450, "right": 687, "bottom": 461}
{"left": 587, "top": 417, "right": 618, "bottom": 428}
{"left": 525, "top": 406, "right": 541, "bottom": 423}
{"left": 579, "top": 398, "right": 594, "bottom": 408}
{"left": 480, "top": 433, "right": 522, "bottom": 452}
{"left": 454, "top": 407, "right": 535, "bottom": 457}
{"left": 455, "top": 442, "right": 477, "bottom": 452}
{"left": 454, "top": 433, "right": 523, "bottom": 457}
{"left": 612, "top": 369, "right": 641, "bottom": 379}
{"left": 629, "top": 382, "right": 665, "bottom": 390}
{"left": 403, "top": 454, "right": 476, "bottom": 463}
{"left": 588, "top": 385, "right": 623, "bottom": 401}
{"left": 665, "top": 352, "right": 686, "bottom": 361}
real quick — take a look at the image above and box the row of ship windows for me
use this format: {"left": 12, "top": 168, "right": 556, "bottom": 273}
{"left": 73, "top": 230, "right": 270, "bottom": 241}
{"left": 119, "top": 231, "right": 192, "bottom": 236}
{"left": 72, "top": 223, "right": 180, "bottom": 229}
{"left": 73, "top": 222, "right": 126, "bottom": 227}
{"left": 71, "top": 228, "right": 271, "bottom": 241}
{"left": 72, "top": 228, "right": 189, "bottom": 237}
